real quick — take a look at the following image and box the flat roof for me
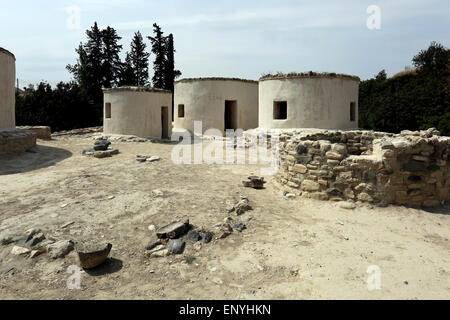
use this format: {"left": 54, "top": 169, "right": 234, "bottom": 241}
{"left": 175, "top": 77, "right": 258, "bottom": 84}
{"left": 0, "top": 47, "right": 15, "bottom": 60}
{"left": 103, "top": 86, "right": 172, "bottom": 93}
{"left": 259, "top": 72, "right": 360, "bottom": 82}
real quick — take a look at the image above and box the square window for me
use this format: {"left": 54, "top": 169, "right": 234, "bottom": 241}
{"left": 105, "top": 103, "right": 111, "bottom": 119}
{"left": 273, "top": 101, "right": 287, "bottom": 120}
{"left": 178, "top": 104, "right": 185, "bottom": 118}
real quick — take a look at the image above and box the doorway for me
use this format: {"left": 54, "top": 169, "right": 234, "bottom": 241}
{"left": 224, "top": 100, "right": 237, "bottom": 131}
{"left": 161, "top": 106, "right": 169, "bottom": 139}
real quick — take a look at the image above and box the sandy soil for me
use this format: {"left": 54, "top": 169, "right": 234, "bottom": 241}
{"left": 0, "top": 136, "right": 449, "bottom": 300}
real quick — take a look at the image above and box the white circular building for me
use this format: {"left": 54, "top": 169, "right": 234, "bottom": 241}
{"left": 103, "top": 87, "right": 173, "bottom": 139}
{"left": 258, "top": 72, "right": 360, "bottom": 130}
{"left": 173, "top": 78, "right": 258, "bottom": 134}
{"left": 0, "top": 47, "right": 16, "bottom": 129}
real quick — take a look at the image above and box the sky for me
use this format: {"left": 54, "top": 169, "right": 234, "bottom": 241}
{"left": 1, "top": 0, "right": 449, "bottom": 87}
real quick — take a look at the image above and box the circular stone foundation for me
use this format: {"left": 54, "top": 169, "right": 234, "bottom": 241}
{"left": 0, "top": 129, "right": 37, "bottom": 155}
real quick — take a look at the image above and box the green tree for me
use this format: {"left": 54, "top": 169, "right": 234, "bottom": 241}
{"left": 102, "top": 26, "right": 123, "bottom": 88}
{"left": 130, "top": 31, "right": 150, "bottom": 86}
{"left": 413, "top": 41, "right": 450, "bottom": 76}
{"left": 148, "top": 23, "right": 166, "bottom": 89}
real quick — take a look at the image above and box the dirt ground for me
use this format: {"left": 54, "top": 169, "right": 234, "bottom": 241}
{"left": 0, "top": 135, "right": 449, "bottom": 300}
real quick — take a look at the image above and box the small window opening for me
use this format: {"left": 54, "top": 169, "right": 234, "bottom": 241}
{"left": 273, "top": 101, "right": 287, "bottom": 120}
{"left": 105, "top": 103, "right": 111, "bottom": 119}
{"left": 178, "top": 104, "right": 185, "bottom": 118}
{"left": 350, "top": 102, "right": 356, "bottom": 122}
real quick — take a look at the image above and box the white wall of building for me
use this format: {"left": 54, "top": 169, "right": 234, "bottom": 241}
{"left": 258, "top": 76, "right": 359, "bottom": 130}
{"left": 0, "top": 48, "right": 16, "bottom": 129}
{"left": 103, "top": 88, "right": 172, "bottom": 139}
{"left": 174, "top": 78, "right": 258, "bottom": 134}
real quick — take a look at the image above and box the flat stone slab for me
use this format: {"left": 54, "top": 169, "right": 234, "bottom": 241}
{"left": 156, "top": 217, "right": 189, "bottom": 239}
{"left": 76, "top": 243, "right": 112, "bottom": 269}
{"left": 47, "top": 240, "right": 74, "bottom": 259}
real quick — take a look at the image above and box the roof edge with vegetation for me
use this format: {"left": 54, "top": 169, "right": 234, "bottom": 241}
{"left": 175, "top": 77, "right": 258, "bottom": 84}
{"left": 103, "top": 86, "right": 172, "bottom": 93}
{"left": 0, "top": 47, "right": 15, "bottom": 60}
{"left": 259, "top": 72, "right": 360, "bottom": 82}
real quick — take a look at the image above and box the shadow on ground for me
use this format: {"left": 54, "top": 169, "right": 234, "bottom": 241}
{"left": 0, "top": 145, "right": 72, "bottom": 175}
{"left": 83, "top": 258, "right": 123, "bottom": 276}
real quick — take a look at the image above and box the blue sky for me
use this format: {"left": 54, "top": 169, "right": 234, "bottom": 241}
{"left": 1, "top": 0, "right": 449, "bottom": 87}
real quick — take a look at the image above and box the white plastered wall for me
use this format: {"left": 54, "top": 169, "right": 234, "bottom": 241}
{"left": 258, "top": 77, "right": 359, "bottom": 130}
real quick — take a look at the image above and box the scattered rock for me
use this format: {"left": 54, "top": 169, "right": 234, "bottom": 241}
{"left": 187, "top": 230, "right": 201, "bottom": 242}
{"left": 29, "top": 250, "right": 42, "bottom": 259}
{"left": 233, "top": 223, "right": 246, "bottom": 232}
{"left": 47, "top": 240, "right": 74, "bottom": 259}
{"left": 235, "top": 198, "right": 252, "bottom": 215}
{"left": 145, "top": 240, "right": 161, "bottom": 251}
{"left": 147, "top": 156, "right": 160, "bottom": 162}
{"left": 212, "top": 277, "right": 223, "bottom": 285}
{"left": 168, "top": 239, "right": 186, "bottom": 254}
{"left": 150, "top": 249, "right": 170, "bottom": 258}
{"left": 136, "top": 156, "right": 148, "bottom": 163}
{"left": 25, "top": 232, "right": 45, "bottom": 248}
{"left": 148, "top": 224, "right": 156, "bottom": 232}
{"left": 93, "top": 149, "right": 118, "bottom": 158}
{"left": 11, "top": 235, "right": 32, "bottom": 245}
{"left": 76, "top": 243, "right": 112, "bottom": 269}
{"left": 152, "top": 190, "right": 164, "bottom": 197}
{"left": 242, "top": 176, "right": 266, "bottom": 189}
{"left": 199, "top": 231, "right": 213, "bottom": 243}
{"left": 11, "top": 246, "right": 31, "bottom": 256}
{"left": 61, "top": 221, "right": 75, "bottom": 229}
{"left": 285, "top": 193, "right": 296, "bottom": 199}
{"left": 216, "top": 223, "right": 233, "bottom": 239}
{"left": 193, "top": 242, "right": 202, "bottom": 251}
{"left": 156, "top": 217, "right": 189, "bottom": 239}
{"left": 93, "top": 139, "right": 111, "bottom": 151}
{"left": 340, "top": 202, "right": 356, "bottom": 210}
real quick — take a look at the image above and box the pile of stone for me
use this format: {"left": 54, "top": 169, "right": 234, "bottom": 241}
{"left": 228, "top": 195, "right": 252, "bottom": 215}
{"left": 136, "top": 155, "right": 160, "bottom": 163}
{"left": 82, "top": 138, "right": 119, "bottom": 158}
{"left": 4, "top": 228, "right": 74, "bottom": 259}
{"left": 145, "top": 217, "right": 213, "bottom": 258}
{"left": 276, "top": 127, "right": 450, "bottom": 207}
{"left": 242, "top": 176, "right": 266, "bottom": 189}
{"left": 3, "top": 228, "right": 113, "bottom": 269}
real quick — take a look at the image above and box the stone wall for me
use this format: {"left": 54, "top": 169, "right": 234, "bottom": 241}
{"left": 0, "top": 129, "right": 37, "bottom": 155}
{"left": 17, "top": 126, "right": 51, "bottom": 139}
{"left": 276, "top": 128, "right": 450, "bottom": 207}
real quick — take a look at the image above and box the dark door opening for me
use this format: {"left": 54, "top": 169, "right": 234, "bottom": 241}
{"left": 224, "top": 100, "right": 237, "bottom": 131}
{"left": 161, "top": 106, "right": 169, "bottom": 139}
{"left": 350, "top": 102, "right": 356, "bottom": 122}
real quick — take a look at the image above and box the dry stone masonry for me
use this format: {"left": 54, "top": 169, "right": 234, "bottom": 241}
{"left": 276, "top": 128, "right": 449, "bottom": 207}
{"left": 0, "top": 129, "right": 37, "bottom": 155}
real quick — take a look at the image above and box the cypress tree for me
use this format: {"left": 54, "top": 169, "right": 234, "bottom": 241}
{"left": 148, "top": 23, "right": 166, "bottom": 89}
{"left": 130, "top": 31, "right": 150, "bottom": 86}
{"left": 102, "top": 26, "right": 123, "bottom": 88}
